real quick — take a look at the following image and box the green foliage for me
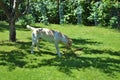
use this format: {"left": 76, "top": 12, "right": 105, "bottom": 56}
{"left": 0, "top": 9, "right": 6, "bottom": 21}
{"left": 30, "top": 0, "right": 56, "bottom": 24}
{"left": 88, "top": 0, "right": 119, "bottom": 28}
{"left": 17, "top": 14, "right": 35, "bottom": 26}
{"left": 109, "top": 16, "right": 118, "bottom": 28}
{"left": 0, "top": 0, "right": 120, "bottom": 29}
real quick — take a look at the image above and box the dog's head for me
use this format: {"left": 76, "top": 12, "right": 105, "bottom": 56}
{"left": 67, "top": 38, "right": 72, "bottom": 48}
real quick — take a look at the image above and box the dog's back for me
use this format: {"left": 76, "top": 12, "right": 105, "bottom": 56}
{"left": 37, "top": 28, "right": 55, "bottom": 42}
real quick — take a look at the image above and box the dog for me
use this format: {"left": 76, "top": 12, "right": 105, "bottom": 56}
{"left": 26, "top": 25, "right": 72, "bottom": 57}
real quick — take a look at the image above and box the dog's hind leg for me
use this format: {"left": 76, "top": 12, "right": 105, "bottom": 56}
{"left": 31, "top": 33, "right": 37, "bottom": 53}
{"left": 36, "top": 39, "right": 40, "bottom": 51}
{"left": 31, "top": 43, "right": 34, "bottom": 53}
{"left": 31, "top": 39, "right": 36, "bottom": 53}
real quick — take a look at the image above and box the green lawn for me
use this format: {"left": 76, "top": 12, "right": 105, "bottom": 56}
{"left": 0, "top": 22, "right": 120, "bottom": 80}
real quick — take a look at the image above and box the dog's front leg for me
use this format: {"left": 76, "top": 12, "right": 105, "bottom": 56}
{"left": 54, "top": 41, "right": 61, "bottom": 57}
{"left": 31, "top": 37, "right": 37, "bottom": 53}
{"left": 31, "top": 39, "right": 40, "bottom": 53}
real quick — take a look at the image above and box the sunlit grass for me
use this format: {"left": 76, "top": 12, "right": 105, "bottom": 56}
{"left": 0, "top": 22, "right": 120, "bottom": 80}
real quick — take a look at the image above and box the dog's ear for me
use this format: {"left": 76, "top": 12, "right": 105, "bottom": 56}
{"left": 70, "top": 39, "right": 72, "bottom": 45}
{"left": 68, "top": 38, "right": 72, "bottom": 47}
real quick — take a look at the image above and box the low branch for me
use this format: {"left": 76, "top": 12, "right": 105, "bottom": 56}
{"left": 12, "top": 0, "right": 20, "bottom": 20}
{"left": 15, "top": 0, "right": 30, "bottom": 19}
{"left": 12, "top": 0, "right": 19, "bottom": 14}
{"left": 22, "top": 0, "right": 30, "bottom": 15}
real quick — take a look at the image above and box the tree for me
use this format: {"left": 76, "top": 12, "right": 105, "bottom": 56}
{"left": 59, "top": 0, "right": 64, "bottom": 24}
{"left": 40, "top": 1, "right": 48, "bottom": 25}
{"left": 74, "top": 0, "right": 84, "bottom": 24}
{"left": 0, "top": 0, "right": 30, "bottom": 42}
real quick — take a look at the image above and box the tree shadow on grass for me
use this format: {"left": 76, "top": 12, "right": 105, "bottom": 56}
{"left": 72, "top": 38, "right": 120, "bottom": 56}
{"left": 38, "top": 38, "right": 120, "bottom": 76}
{"left": 82, "top": 47, "right": 120, "bottom": 56}
{"left": 0, "top": 38, "right": 120, "bottom": 77}
{"left": 0, "top": 40, "right": 55, "bottom": 69}
{"left": 0, "top": 50, "right": 27, "bottom": 71}
{"left": 40, "top": 53, "right": 120, "bottom": 77}
{"left": 0, "top": 40, "right": 31, "bottom": 50}
{"left": 72, "top": 38, "right": 102, "bottom": 45}
{"left": 0, "top": 40, "right": 32, "bottom": 70}
{"left": 0, "top": 22, "right": 9, "bottom": 32}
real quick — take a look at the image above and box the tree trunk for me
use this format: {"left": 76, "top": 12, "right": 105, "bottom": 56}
{"left": 77, "top": 13, "right": 82, "bottom": 24}
{"left": 9, "top": 20, "right": 16, "bottom": 42}
{"left": 59, "top": 1, "right": 64, "bottom": 24}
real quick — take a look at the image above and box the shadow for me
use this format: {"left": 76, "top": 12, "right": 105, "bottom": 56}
{"left": 39, "top": 50, "right": 56, "bottom": 56}
{"left": 0, "top": 41, "right": 32, "bottom": 51}
{"left": 39, "top": 53, "right": 120, "bottom": 76}
{"left": 72, "top": 38, "right": 120, "bottom": 56}
{"left": 72, "top": 38, "right": 103, "bottom": 51}
{"left": 36, "top": 38, "right": 118, "bottom": 76}
{"left": 16, "top": 41, "right": 32, "bottom": 49}
{"left": 0, "top": 40, "right": 32, "bottom": 70}
{"left": 72, "top": 38, "right": 102, "bottom": 46}
{"left": 71, "top": 38, "right": 94, "bottom": 49}
{"left": 82, "top": 47, "right": 120, "bottom": 56}
{"left": 0, "top": 50, "right": 27, "bottom": 71}
{"left": 0, "top": 22, "right": 9, "bottom": 32}
{"left": 0, "top": 40, "right": 57, "bottom": 69}
{"left": 0, "top": 38, "right": 119, "bottom": 72}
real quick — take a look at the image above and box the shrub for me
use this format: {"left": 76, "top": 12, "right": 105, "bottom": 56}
{"left": 17, "top": 14, "right": 35, "bottom": 26}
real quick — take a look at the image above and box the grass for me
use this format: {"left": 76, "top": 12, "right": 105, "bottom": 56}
{"left": 0, "top": 21, "right": 120, "bottom": 80}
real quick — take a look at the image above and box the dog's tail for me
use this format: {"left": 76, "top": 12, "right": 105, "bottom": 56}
{"left": 26, "top": 25, "right": 35, "bottom": 31}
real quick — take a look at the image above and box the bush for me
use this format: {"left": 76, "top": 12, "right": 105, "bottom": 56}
{"left": 17, "top": 14, "right": 35, "bottom": 26}
{"left": 109, "top": 16, "right": 118, "bottom": 28}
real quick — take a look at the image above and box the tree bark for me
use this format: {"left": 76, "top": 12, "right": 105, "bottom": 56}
{"left": 59, "top": 0, "right": 64, "bottom": 24}
{"left": 9, "top": 20, "right": 16, "bottom": 42}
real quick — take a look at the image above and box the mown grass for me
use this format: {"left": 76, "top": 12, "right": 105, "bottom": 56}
{"left": 0, "top": 22, "right": 120, "bottom": 80}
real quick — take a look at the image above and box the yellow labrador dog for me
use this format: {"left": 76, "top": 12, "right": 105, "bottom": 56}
{"left": 26, "top": 25, "right": 72, "bottom": 57}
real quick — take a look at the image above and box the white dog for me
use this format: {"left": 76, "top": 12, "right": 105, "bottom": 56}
{"left": 26, "top": 25, "right": 72, "bottom": 57}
